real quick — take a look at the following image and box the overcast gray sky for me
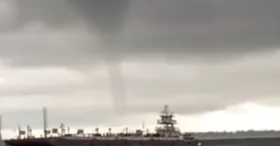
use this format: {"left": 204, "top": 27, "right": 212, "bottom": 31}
{"left": 0, "top": 0, "right": 280, "bottom": 138}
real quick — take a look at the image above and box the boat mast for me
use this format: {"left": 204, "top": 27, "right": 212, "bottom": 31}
{"left": 43, "top": 107, "right": 48, "bottom": 138}
{"left": 0, "top": 116, "right": 2, "bottom": 139}
{"left": 0, "top": 116, "right": 4, "bottom": 146}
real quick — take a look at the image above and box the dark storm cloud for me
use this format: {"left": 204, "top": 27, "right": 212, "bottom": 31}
{"left": 67, "top": 0, "right": 130, "bottom": 36}
{"left": 0, "top": 0, "right": 279, "bottom": 65}
{"left": 1, "top": 0, "right": 130, "bottom": 39}
{"left": 117, "top": 0, "right": 280, "bottom": 57}
{"left": 68, "top": 0, "right": 280, "bottom": 59}
{"left": 0, "top": 0, "right": 77, "bottom": 32}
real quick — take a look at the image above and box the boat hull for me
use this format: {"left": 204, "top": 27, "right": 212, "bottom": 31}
{"left": 5, "top": 138, "right": 201, "bottom": 146}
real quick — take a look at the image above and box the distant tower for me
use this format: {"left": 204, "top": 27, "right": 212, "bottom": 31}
{"left": 43, "top": 107, "right": 48, "bottom": 138}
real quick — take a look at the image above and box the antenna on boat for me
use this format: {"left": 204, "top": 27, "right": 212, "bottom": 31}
{"left": 26, "top": 125, "right": 32, "bottom": 138}
{"left": 0, "top": 116, "right": 4, "bottom": 146}
{"left": 0, "top": 116, "right": 2, "bottom": 139}
{"left": 142, "top": 121, "right": 145, "bottom": 132}
{"left": 67, "top": 126, "right": 70, "bottom": 134}
{"left": 17, "top": 125, "right": 25, "bottom": 139}
{"left": 43, "top": 107, "right": 48, "bottom": 138}
{"left": 59, "top": 123, "right": 65, "bottom": 136}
